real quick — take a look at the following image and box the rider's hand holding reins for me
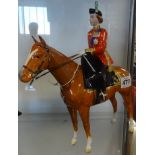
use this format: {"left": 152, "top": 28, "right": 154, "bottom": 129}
{"left": 85, "top": 48, "right": 95, "bottom": 54}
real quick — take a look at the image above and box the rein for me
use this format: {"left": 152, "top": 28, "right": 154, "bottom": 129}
{"left": 28, "top": 52, "right": 83, "bottom": 86}
{"left": 36, "top": 54, "right": 82, "bottom": 79}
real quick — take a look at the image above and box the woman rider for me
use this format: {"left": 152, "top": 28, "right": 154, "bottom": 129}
{"left": 81, "top": 7, "right": 114, "bottom": 102}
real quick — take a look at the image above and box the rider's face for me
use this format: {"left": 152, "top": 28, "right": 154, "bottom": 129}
{"left": 90, "top": 14, "right": 99, "bottom": 26}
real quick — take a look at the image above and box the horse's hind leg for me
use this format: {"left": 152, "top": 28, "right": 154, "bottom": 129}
{"left": 109, "top": 95, "right": 117, "bottom": 123}
{"left": 67, "top": 107, "right": 78, "bottom": 145}
{"left": 121, "top": 88, "right": 135, "bottom": 132}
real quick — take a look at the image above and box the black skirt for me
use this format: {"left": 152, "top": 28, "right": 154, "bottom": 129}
{"left": 81, "top": 53, "right": 106, "bottom": 89}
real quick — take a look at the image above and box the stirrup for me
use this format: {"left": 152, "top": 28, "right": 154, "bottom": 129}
{"left": 100, "top": 91, "right": 107, "bottom": 100}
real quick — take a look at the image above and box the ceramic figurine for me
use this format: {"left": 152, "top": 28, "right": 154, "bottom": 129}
{"left": 19, "top": 1, "right": 135, "bottom": 153}
{"left": 19, "top": 35, "right": 135, "bottom": 153}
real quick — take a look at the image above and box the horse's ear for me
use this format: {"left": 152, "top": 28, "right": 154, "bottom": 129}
{"left": 31, "top": 36, "right": 38, "bottom": 43}
{"left": 39, "top": 35, "right": 46, "bottom": 47}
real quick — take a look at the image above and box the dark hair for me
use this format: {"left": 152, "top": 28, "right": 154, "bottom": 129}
{"left": 96, "top": 15, "right": 103, "bottom": 23}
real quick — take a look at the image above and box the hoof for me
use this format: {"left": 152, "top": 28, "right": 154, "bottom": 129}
{"left": 111, "top": 118, "right": 117, "bottom": 124}
{"left": 128, "top": 120, "right": 136, "bottom": 133}
{"left": 85, "top": 146, "right": 92, "bottom": 153}
{"left": 128, "top": 126, "right": 135, "bottom": 133}
{"left": 71, "top": 138, "right": 77, "bottom": 145}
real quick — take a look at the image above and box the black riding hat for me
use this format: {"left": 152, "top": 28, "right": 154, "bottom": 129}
{"left": 89, "top": 8, "right": 102, "bottom": 17}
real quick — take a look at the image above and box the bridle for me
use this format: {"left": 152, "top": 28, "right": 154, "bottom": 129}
{"left": 22, "top": 45, "right": 82, "bottom": 86}
{"left": 22, "top": 45, "right": 50, "bottom": 83}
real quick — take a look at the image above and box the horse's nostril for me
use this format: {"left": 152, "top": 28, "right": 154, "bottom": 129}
{"left": 18, "top": 71, "right": 25, "bottom": 81}
{"left": 18, "top": 71, "right": 23, "bottom": 80}
{"left": 18, "top": 71, "right": 21, "bottom": 79}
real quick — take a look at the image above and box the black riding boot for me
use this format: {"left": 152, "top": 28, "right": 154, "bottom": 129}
{"left": 95, "top": 72, "right": 107, "bottom": 103}
{"left": 96, "top": 88, "right": 107, "bottom": 103}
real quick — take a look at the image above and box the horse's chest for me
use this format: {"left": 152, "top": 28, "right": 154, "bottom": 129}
{"left": 61, "top": 88, "right": 79, "bottom": 107}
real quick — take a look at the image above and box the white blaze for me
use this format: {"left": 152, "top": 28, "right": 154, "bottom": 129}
{"left": 25, "top": 48, "right": 38, "bottom": 65}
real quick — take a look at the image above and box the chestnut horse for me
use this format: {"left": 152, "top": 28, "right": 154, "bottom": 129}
{"left": 19, "top": 36, "right": 135, "bottom": 153}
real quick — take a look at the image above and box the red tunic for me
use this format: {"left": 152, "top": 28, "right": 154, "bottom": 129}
{"left": 88, "top": 28, "right": 113, "bottom": 65}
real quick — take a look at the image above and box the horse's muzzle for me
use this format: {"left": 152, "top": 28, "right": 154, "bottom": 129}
{"left": 18, "top": 69, "right": 32, "bottom": 83}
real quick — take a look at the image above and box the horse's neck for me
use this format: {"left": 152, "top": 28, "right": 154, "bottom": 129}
{"left": 48, "top": 47, "right": 78, "bottom": 86}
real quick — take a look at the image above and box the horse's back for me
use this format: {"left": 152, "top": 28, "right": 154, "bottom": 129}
{"left": 112, "top": 66, "right": 130, "bottom": 77}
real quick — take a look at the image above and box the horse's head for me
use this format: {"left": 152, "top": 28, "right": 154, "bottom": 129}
{"left": 19, "top": 36, "right": 50, "bottom": 83}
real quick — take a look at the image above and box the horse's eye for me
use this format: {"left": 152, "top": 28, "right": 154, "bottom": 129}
{"left": 36, "top": 56, "right": 40, "bottom": 58}
{"left": 32, "top": 55, "right": 40, "bottom": 59}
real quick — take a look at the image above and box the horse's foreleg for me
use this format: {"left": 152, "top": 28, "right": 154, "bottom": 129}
{"left": 67, "top": 106, "right": 78, "bottom": 145}
{"left": 109, "top": 95, "right": 117, "bottom": 123}
{"left": 79, "top": 106, "right": 92, "bottom": 153}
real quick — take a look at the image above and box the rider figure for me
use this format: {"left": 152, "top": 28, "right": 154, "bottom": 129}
{"left": 81, "top": 6, "right": 113, "bottom": 101}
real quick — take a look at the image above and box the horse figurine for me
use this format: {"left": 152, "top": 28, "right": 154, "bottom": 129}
{"left": 19, "top": 36, "right": 135, "bottom": 153}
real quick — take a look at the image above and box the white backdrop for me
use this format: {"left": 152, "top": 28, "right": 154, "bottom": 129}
{"left": 18, "top": 0, "right": 131, "bottom": 113}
